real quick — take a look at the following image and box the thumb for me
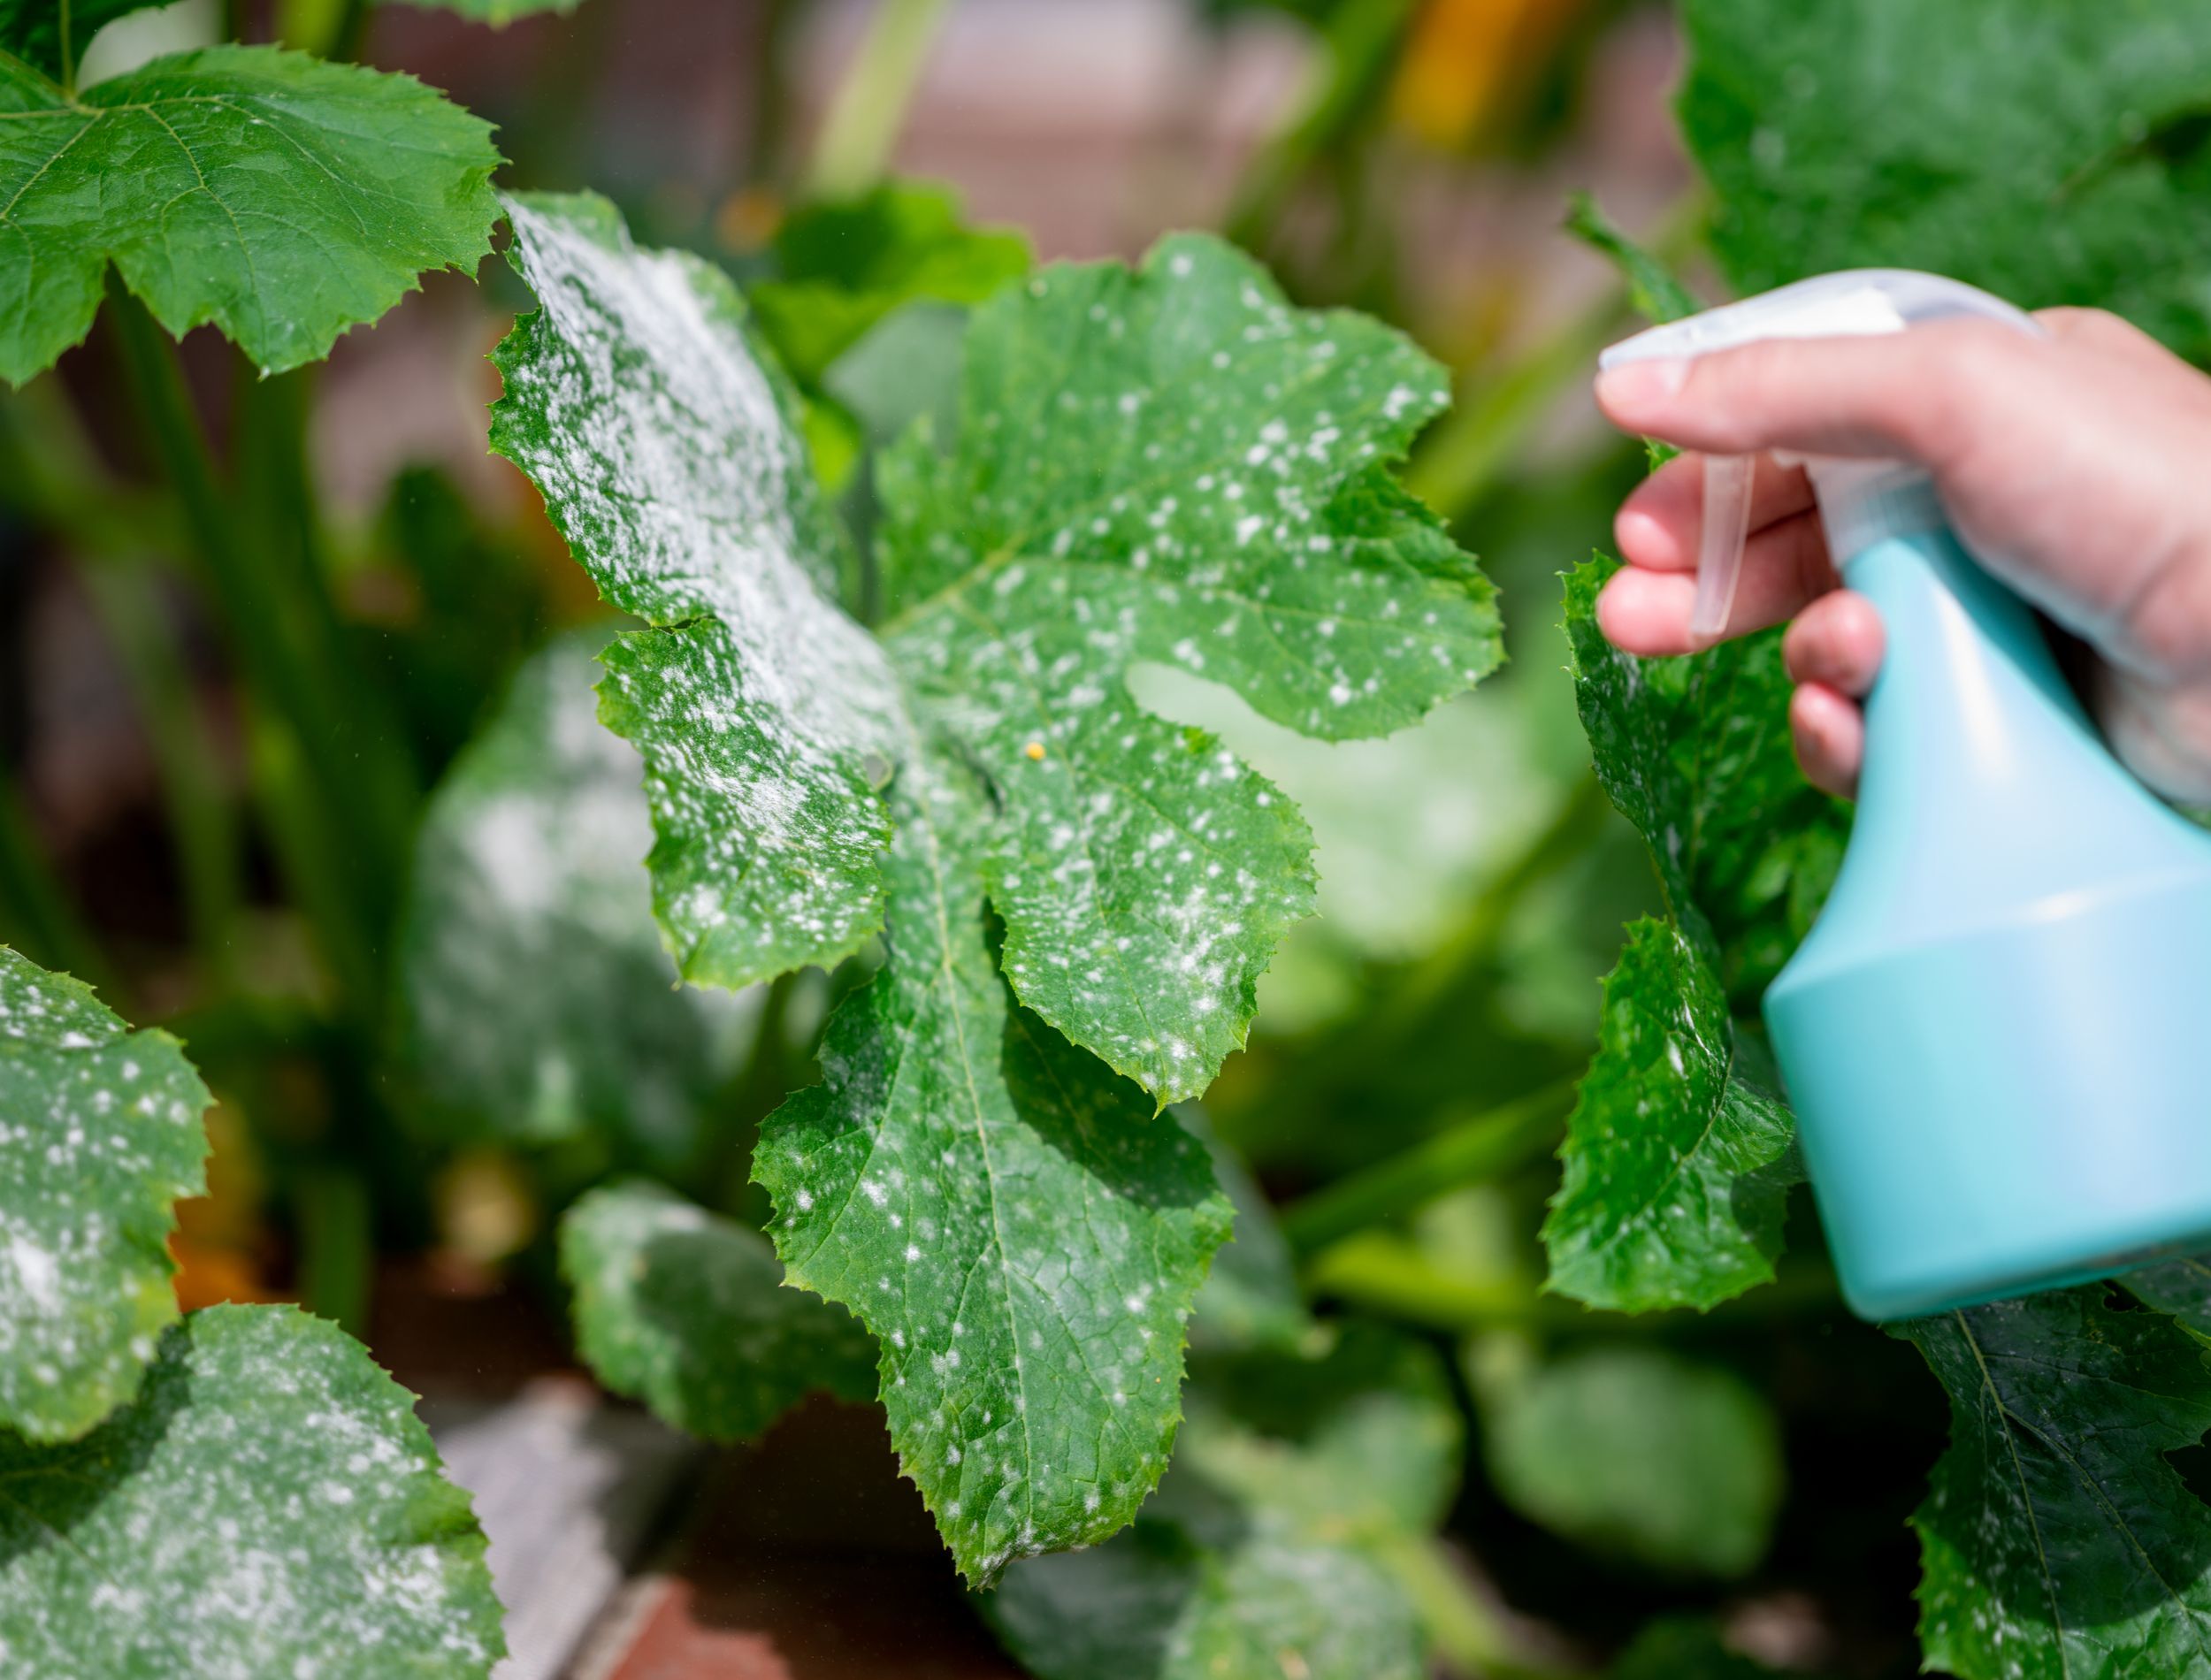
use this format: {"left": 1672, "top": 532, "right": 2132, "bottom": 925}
{"left": 1594, "top": 319, "right": 2032, "bottom": 466}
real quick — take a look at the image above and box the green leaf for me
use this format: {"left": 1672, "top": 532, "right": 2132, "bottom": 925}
{"left": 1542, "top": 919, "right": 1796, "bottom": 1314}
{"left": 1543, "top": 557, "right": 1833, "bottom": 1314}
{"left": 988, "top": 1521, "right": 1423, "bottom": 1680}
{"left": 749, "top": 181, "right": 1031, "bottom": 386}
{"left": 986, "top": 1325, "right": 1456, "bottom": 1680}
{"left": 0, "top": 1302, "right": 503, "bottom": 1676}
{"left": 560, "top": 1178, "right": 876, "bottom": 1440}
{"left": 391, "top": 0, "right": 583, "bottom": 24}
{"left": 491, "top": 191, "right": 901, "bottom": 990}
{"left": 754, "top": 757, "right": 1234, "bottom": 1584}
{"left": 1566, "top": 193, "right": 1700, "bottom": 326}
{"left": 1679, "top": 0, "right": 2211, "bottom": 360}
{"left": 396, "top": 630, "right": 752, "bottom": 1172}
{"left": 1481, "top": 1345, "right": 1784, "bottom": 1576}
{"left": 876, "top": 234, "right": 1499, "bottom": 1098}
{"left": 2123, "top": 1254, "right": 2211, "bottom": 1336}
{"left": 490, "top": 190, "right": 1496, "bottom": 1575}
{"left": 0, "top": 946, "right": 208, "bottom": 1442}
{"left": 0, "top": 44, "right": 501, "bottom": 386}
{"left": 0, "top": 0, "right": 156, "bottom": 79}
{"left": 1562, "top": 557, "right": 1844, "bottom": 995}
{"left": 1896, "top": 1287, "right": 2211, "bottom": 1680}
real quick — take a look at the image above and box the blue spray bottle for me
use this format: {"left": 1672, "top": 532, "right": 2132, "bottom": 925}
{"left": 1603, "top": 271, "right": 2211, "bottom": 1322}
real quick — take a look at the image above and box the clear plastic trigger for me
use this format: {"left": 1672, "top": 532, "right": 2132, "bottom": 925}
{"left": 1692, "top": 454, "right": 1755, "bottom": 646}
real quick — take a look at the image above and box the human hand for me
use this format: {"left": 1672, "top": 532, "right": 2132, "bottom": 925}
{"left": 1591, "top": 309, "right": 2211, "bottom": 802}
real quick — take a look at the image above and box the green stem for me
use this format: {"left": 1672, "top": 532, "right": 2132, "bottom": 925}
{"left": 1280, "top": 1079, "right": 1574, "bottom": 1255}
{"left": 293, "top": 1162, "right": 372, "bottom": 1336}
{"left": 0, "top": 384, "right": 243, "bottom": 990}
{"left": 0, "top": 774, "right": 118, "bottom": 997}
{"left": 57, "top": 0, "right": 74, "bottom": 96}
{"left": 326, "top": 0, "right": 371, "bottom": 63}
{"left": 76, "top": 559, "right": 244, "bottom": 989}
{"left": 1224, "top": 0, "right": 1419, "bottom": 255}
{"left": 103, "top": 277, "right": 387, "bottom": 1004}
{"left": 804, "top": 0, "right": 951, "bottom": 198}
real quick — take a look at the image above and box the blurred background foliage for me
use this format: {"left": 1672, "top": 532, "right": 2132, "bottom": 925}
{"left": 3, "top": 0, "right": 2169, "bottom": 1674}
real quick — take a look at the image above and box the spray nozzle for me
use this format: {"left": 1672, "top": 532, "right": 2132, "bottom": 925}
{"left": 1598, "top": 270, "right": 2043, "bottom": 644}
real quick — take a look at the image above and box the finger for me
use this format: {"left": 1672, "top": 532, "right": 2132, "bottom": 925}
{"left": 1782, "top": 590, "right": 1885, "bottom": 697}
{"left": 2034, "top": 306, "right": 2176, "bottom": 369}
{"left": 1596, "top": 508, "right": 1833, "bottom": 656}
{"left": 1595, "top": 318, "right": 2036, "bottom": 464}
{"left": 1614, "top": 452, "right": 1816, "bottom": 573}
{"left": 1791, "top": 683, "right": 1863, "bottom": 799}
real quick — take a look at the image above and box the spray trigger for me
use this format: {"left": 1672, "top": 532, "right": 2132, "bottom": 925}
{"left": 1693, "top": 454, "right": 1756, "bottom": 645}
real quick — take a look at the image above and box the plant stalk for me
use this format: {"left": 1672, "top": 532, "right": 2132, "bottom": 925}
{"left": 1280, "top": 1078, "right": 1575, "bottom": 1255}
{"left": 103, "top": 276, "right": 389, "bottom": 1004}
{"left": 804, "top": 0, "right": 951, "bottom": 198}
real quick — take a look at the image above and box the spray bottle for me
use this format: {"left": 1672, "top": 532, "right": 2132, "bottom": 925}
{"left": 1602, "top": 271, "right": 2211, "bottom": 1322}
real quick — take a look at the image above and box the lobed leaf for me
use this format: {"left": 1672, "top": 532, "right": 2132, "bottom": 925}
{"left": 491, "top": 191, "right": 902, "bottom": 989}
{"left": 987, "top": 1324, "right": 1456, "bottom": 1680}
{"left": 1896, "top": 1287, "right": 2211, "bottom": 1679}
{"left": 877, "top": 234, "right": 1498, "bottom": 1098}
{"left": 1481, "top": 1344, "right": 1785, "bottom": 1576}
{"left": 490, "top": 190, "right": 1495, "bottom": 1575}
{"left": 0, "top": 1303, "right": 503, "bottom": 1676}
{"left": 754, "top": 757, "right": 1233, "bottom": 1584}
{"left": 560, "top": 1179, "right": 876, "bottom": 1440}
{"left": 0, "top": 945, "right": 208, "bottom": 1442}
{"left": 0, "top": 0, "right": 155, "bottom": 79}
{"left": 0, "top": 44, "right": 501, "bottom": 385}
{"left": 396, "top": 631, "right": 752, "bottom": 1172}
{"left": 1679, "top": 0, "right": 2211, "bottom": 361}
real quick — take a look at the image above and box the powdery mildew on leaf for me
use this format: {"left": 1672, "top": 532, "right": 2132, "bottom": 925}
{"left": 1897, "top": 1287, "right": 2211, "bottom": 1680}
{"left": 877, "top": 235, "right": 1498, "bottom": 1098}
{"left": 561, "top": 1178, "right": 876, "bottom": 1441}
{"left": 488, "top": 192, "right": 1496, "bottom": 1577}
{"left": 754, "top": 757, "right": 1233, "bottom": 1584}
{"left": 1542, "top": 920, "right": 1795, "bottom": 1314}
{"left": 0, "top": 45, "right": 501, "bottom": 385}
{"left": 491, "top": 192, "right": 901, "bottom": 989}
{"left": 397, "top": 631, "right": 751, "bottom": 1172}
{"left": 1542, "top": 559, "right": 1826, "bottom": 1314}
{"left": 0, "top": 1303, "right": 503, "bottom": 1677}
{"left": 0, "top": 946, "right": 207, "bottom": 1442}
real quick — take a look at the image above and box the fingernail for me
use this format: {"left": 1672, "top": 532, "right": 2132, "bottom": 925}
{"left": 1595, "top": 357, "right": 1689, "bottom": 414}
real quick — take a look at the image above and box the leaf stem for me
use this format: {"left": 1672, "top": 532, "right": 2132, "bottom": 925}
{"left": 103, "top": 275, "right": 394, "bottom": 1004}
{"left": 1279, "top": 1078, "right": 1574, "bottom": 1255}
{"left": 0, "top": 772, "right": 118, "bottom": 999}
{"left": 0, "top": 384, "right": 245, "bottom": 989}
{"left": 57, "top": 0, "right": 74, "bottom": 97}
{"left": 1224, "top": 0, "right": 1419, "bottom": 255}
{"left": 293, "top": 1161, "right": 372, "bottom": 1336}
{"left": 78, "top": 559, "right": 245, "bottom": 990}
{"left": 804, "top": 0, "right": 951, "bottom": 198}
{"left": 1366, "top": 1532, "right": 1578, "bottom": 1680}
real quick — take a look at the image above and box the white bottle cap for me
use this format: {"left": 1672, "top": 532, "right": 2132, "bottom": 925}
{"left": 1599, "top": 271, "right": 2043, "bottom": 644}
